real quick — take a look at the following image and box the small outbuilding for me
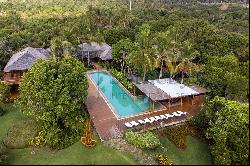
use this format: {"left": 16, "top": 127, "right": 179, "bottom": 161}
{"left": 1, "top": 47, "right": 50, "bottom": 85}
{"left": 76, "top": 42, "right": 113, "bottom": 65}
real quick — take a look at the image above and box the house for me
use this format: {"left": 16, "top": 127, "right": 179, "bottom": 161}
{"left": 1, "top": 47, "right": 50, "bottom": 85}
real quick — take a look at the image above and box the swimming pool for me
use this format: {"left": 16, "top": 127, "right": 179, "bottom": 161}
{"left": 89, "top": 71, "right": 151, "bottom": 117}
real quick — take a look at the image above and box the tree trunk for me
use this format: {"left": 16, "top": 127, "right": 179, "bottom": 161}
{"left": 143, "top": 67, "right": 146, "bottom": 81}
{"left": 129, "top": 0, "right": 132, "bottom": 11}
{"left": 181, "top": 71, "right": 184, "bottom": 84}
{"left": 159, "top": 60, "right": 163, "bottom": 79}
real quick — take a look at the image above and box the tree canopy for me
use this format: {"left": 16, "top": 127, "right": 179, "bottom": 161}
{"left": 17, "top": 56, "right": 89, "bottom": 149}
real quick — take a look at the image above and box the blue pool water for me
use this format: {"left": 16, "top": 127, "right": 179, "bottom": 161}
{"left": 89, "top": 71, "right": 150, "bottom": 117}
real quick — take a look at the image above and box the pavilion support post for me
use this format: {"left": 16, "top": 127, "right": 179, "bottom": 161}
{"left": 181, "top": 97, "right": 183, "bottom": 106}
{"left": 133, "top": 85, "right": 135, "bottom": 96}
{"left": 152, "top": 101, "right": 155, "bottom": 110}
{"left": 168, "top": 98, "right": 171, "bottom": 109}
{"left": 192, "top": 95, "right": 194, "bottom": 105}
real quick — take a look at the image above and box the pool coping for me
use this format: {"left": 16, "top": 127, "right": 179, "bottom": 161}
{"left": 87, "top": 69, "right": 166, "bottom": 120}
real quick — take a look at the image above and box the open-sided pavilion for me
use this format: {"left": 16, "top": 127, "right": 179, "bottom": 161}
{"left": 133, "top": 78, "right": 208, "bottom": 110}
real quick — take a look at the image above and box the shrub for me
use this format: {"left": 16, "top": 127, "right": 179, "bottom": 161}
{"left": 125, "top": 130, "right": 161, "bottom": 149}
{"left": 164, "top": 124, "right": 202, "bottom": 149}
{"left": 5, "top": 95, "right": 18, "bottom": 103}
{"left": 17, "top": 56, "right": 88, "bottom": 149}
{"left": 28, "top": 130, "right": 46, "bottom": 147}
{"left": 0, "top": 143, "right": 8, "bottom": 165}
{"left": 0, "top": 83, "right": 10, "bottom": 103}
{"left": 3, "top": 119, "right": 41, "bottom": 149}
{"left": 157, "top": 154, "right": 172, "bottom": 165}
{"left": 109, "top": 68, "right": 133, "bottom": 93}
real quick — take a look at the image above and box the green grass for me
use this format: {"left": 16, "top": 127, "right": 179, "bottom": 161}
{"left": 152, "top": 135, "right": 213, "bottom": 165}
{"left": 0, "top": 103, "right": 25, "bottom": 141}
{"left": 7, "top": 140, "right": 137, "bottom": 165}
{"left": 0, "top": 104, "right": 138, "bottom": 165}
{"left": 1, "top": 103, "right": 212, "bottom": 165}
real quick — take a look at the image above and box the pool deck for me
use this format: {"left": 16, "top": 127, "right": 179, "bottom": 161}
{"left": 85, "top": 70, "right": 205, "bottom": 141}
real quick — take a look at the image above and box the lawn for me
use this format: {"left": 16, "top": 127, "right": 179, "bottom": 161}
{"left": 144, "top": 133, "right": 213, "bottom": 165}
{"left": 159, "top": 136, "right": 213, "bottom": 165}
{"left": 0, "top": 104, "right": 138, "bottom": 165}
{"left": 1, "top": 103, "right": 213, "bottom": 165}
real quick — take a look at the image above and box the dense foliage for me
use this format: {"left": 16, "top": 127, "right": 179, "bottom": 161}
{"left": 109, "top": 68, "right": 133, "bottom": 93}
{"left": 125, "top": 130, "right": 161, "bottom": 149}
{"left": 190, "top": 96, "right": 249, "bottom": 165}
{"left": 164, "top": 124, "right": 203, "bottom": 149}
{"left": 0, "top": 1, "right": 248, "bottom": 101}
{"left": 0, "top": 0, "right": 249, "bottom": 163}
{"left": 17, "top": 56, "right": 88, "bottom": 149}
{"left": 157, "top": 154, "right": 173, "bottom": 165}
{"left": 0, "top": 83, "right": 10, "bottom": 103}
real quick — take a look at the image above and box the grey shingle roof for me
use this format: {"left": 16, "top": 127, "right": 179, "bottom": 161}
{"left": 4, "top": 47, "right": 50, "bottom": 72}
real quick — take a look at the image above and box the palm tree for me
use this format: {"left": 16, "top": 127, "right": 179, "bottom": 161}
{"left": 62, "top": 41, "right": 73, "bottom": 56}
{"left": 126, "top": 24, "right": 156, "bottom": 81}
{"left": 178, "top": 40, "right": 200, "bottom": 84}
{"left": 153, "top": 31, "right": 172, "bottom": 79}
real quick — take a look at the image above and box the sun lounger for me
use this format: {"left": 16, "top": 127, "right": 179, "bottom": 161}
{"left": 125, "top": 122, "right": 133, "bottom": 128}
{"left": 144, "top": 118, "right": 151, "bottom": 123}
{"left": 177, "top": 111, "right": 184, "bottom": 114}
{"left": 138, "top": 119, "right": 146, "bottom": 124}
{"left": 172, "top": 112, "right": 182, "bottom": 116}
{"left": 149, "top": 117, "right": 156, "bottom": 123}
{"left": 165, "top": 113, "right": 174, "bottom": 118}
{"left": 154, "top": 115, "right": 162, "bottom": 121}
{"left": 130, "top": 121, "right": 139, "bottom": 126}
{"left": 160, "top": 115, "right": 166, "bottom": 119}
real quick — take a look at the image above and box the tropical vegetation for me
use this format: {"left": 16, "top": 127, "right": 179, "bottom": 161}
{"left": 16, "top": 56, "right": 88, "bottom": 149}
{"left": 0, "top": 0, "right": 249, "bottom": 165}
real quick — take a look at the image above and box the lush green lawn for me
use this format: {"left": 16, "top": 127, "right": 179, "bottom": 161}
{"left": 160, "top": 136, "right": 213, "bottom": 165}
{"left": 145, "top": 134, "right": 213, "bottom": 165}
{"left": 0, "top": 104, "right": 25, "bottom": 141}
{"left": 1, "top": 103, "right": 212, "bottom": 165}
{"left": 0, "top": 104, "right": 138, "bottom": 165}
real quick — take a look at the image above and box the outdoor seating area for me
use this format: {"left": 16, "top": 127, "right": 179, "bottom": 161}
{"left": 124, "top": 111, "right": 187, "bottom": 128}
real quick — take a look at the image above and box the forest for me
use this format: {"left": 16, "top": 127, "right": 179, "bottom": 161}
{"left": 0, "top": 0, "right": 249, "bottom": 102}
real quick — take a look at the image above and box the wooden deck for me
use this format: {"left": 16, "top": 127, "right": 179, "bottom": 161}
{"left": 86, "top": 73, "right": 205, "bottom": 141}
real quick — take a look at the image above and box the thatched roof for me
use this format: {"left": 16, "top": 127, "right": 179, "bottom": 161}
{"left": 76, "top": 42, "right": 113, "bottom": 60}
{"left": 4, "top": 47, "right": 50, "bottom": 72}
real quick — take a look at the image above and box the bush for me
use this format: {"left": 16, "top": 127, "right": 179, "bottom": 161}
{"left": 17, "top": 56, "right": 88, "bottom": 149}
{"left": 157, "top": 154, "right": 172, "bottom": 165}
{"left": 3, "top": 119, "right": 41, "bottom": 149}
{"left": 0, "top": 83, "right": 10, "bottom": 103}
{"left": 109, "top": 68, "right": 133, "bottom": 93}
{"left": 125, "top": 130, "right": 161, "bottom": 149}
{"left": 0, "top": 143, "right": 8, "bottom": 165}
{"left": 164, "top": 124, "right": 203, "bottom": 149}
{"left": 28, "top": 130, "right": 46, "bottom": 147}
{"left": 5, "top": 95, "right": 18, "bottom": 103}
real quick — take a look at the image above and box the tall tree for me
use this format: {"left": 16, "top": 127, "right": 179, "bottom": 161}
{"left": 126, "top": 24, "right": 156, "bottom": 81}
{"left": 17, "top": 56, "right": 88, "bottom": 149}
{"left": 112, "top": 38, "right": 134, "bottom": 74}
{"left": 153, "top": 31, "right": 172, "bottom": 79}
